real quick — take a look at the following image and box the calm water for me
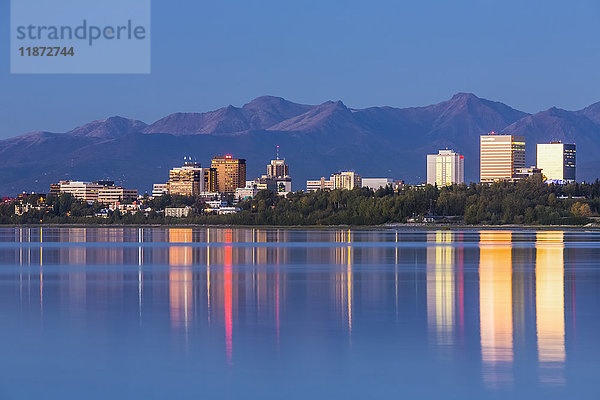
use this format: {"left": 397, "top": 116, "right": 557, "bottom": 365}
{"left": 0, "top": 227, "right": 598, "bottom": 399}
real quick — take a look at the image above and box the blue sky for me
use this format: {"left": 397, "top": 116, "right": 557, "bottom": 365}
{"left": 1, "top": 0, "right": 600, "bottom": 138}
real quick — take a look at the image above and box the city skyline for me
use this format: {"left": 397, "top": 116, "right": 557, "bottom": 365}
{"left": 3, "top": 91, "right": 600, "bottom": 195}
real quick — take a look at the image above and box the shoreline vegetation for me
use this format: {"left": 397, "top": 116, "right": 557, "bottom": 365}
{"left": 3, "top": 176, "right": 600, "bottom": 227}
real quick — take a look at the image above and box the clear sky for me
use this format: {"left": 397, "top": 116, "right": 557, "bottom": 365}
{"left": 1, "top": 0, "right": 600, "bottom": 138}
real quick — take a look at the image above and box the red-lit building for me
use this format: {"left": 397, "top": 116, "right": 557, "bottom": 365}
{"left": 211, "top": 155, "right": 247, "bottom": 193}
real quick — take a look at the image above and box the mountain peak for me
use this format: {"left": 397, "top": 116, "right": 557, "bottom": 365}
{"left": 451, "top": 92, "right": 479, "bottom": 101}
{"left": 243, "top": 95, "right": 288, "bottom": 109}
{"left": 69, "top": 116, "right": 147, "bottom": 138}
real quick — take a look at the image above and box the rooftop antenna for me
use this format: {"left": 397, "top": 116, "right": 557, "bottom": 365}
{"left": 276, "top": 145, "right": 280, "bottom": 160}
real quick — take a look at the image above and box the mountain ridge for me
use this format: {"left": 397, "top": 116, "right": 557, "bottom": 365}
{"left": 1, "top": 93, "right": 598, "bottom": 196}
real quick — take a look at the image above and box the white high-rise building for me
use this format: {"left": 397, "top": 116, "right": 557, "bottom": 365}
{"left": 536, "top": 142, "right": 576, "bottom": 183}
{"left": 427, "top": 150, "right": 465, "bottom": 186}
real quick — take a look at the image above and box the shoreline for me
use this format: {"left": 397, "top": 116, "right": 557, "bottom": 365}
{"left": 2, "top": 223, "right": 599, "bottom": 231}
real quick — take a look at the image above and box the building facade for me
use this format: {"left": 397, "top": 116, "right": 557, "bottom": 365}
{"left": 152, "top": 183, "right": 168, "bottom": 197}
{"left": 306, "top": 178, "right": 334, "bottom": 192}
{"left": 204, "top": 168, "right": 218, "bottom": 193}
{"left": 536, "top": 142, "right": 576, "bottom": 183}
{"left": 361, "top": 178, "right": 394, "bottom": 190}
{"left": 165, "top": 207, "right": 192, "bottom": 218}
{"left": 211, "top": 155, "right": 247, "bottom": 193}
{"left": 332, "top": 171, "right": 361, "bottom": 190}
{"left": 427, "top": 150, "right": 465, "bottom": 186}
{"left": 168, "top": 162, "right": 207, "bottom": 196}
{"left": 480, "top": 134, "right": 526, "bottom": 182}
{"left": 266, "top": 158, "right": 289, "bottom": 178}
{"left": 97, "top": 187, "right": 138, "bottom": 205}
{"left": 58, "top": 181, "right": 104, "bottom": 202}
{"left": 306, "top": 172, "right": 361, "bottom": 192}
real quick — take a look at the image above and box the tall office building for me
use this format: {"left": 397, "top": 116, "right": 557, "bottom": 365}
{"left": 168, "top": 162, "right": 206, "bottom": 196}
{"left": 267, "top": 159, "right": 289, "bottom": 178}
{"left": 426, "top": 150, "right": 465, "bottom": 186}
{"left": 211, "top": 155, "right": 247, "bottom": 193}
{"left": 536, "top": 142, "right": 576, "bottom": 183}
{"left": 480, "top": 133, "right": 526, "bottom": 182}
{"left": 204, "top": 168, "right": 218, "bottom": 193}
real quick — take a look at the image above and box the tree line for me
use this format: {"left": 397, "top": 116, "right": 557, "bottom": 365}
{"left": 1, "top": 175, "right": 598, "bottom": 225}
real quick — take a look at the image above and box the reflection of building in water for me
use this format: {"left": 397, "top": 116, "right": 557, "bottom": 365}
{"left": 536, "top": 231, "right": 565, "bottom": 385}
{"left": 60, "top": 228, "right": 88, "bottom": 265}
{"left": 224, "top": 229, "right": 233, "bottom": 363}
{"left": 426, "top": 231, "right": 455, "bottom": 346}
{"left": 168, "top": 229, "right": 193, "bottom": 266}
{"left": 333, "top": 230, "right": 353, "bottom": 335}
{"left": 479, "top": 231, "right": 514, "bottom": 387}
{"left": 169, "top": 229, "right": 193, "bottom": 329}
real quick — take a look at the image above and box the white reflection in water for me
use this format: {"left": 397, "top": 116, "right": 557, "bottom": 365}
{"left": 536, "top": 231, "right": 565, "bottom": 386}
{"left": 427, "top": 231, "right": 455, "bottom": 348}
{"left": 1, "top": 226, "right": 581, "bottom": 392}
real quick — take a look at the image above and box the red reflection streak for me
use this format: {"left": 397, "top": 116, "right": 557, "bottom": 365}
{"left": 224, "top": 230, "right": 233, "bottom": 364}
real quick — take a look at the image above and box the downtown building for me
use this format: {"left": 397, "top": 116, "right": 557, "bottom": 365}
{"left": 480, "top": 133, "right": 526, "bottom": 182}
{"left": 306, "top": 171, "right": 361, "bottom": 192}
{"left": 97, "top": 187, "right": 138, "bottom": 205}
{"left": 211, "top": 155, "right": 247, "bottom": 193}
{"left": 361, "top": 178, "right": 396, "bottom": 190}
{"left": 167, "top": 161, "right": 217, "bottom": 196}
{"left": 235, "top": 156, "right": 292, "bottom": 200}
{"left": 426, "top": 149, "right": 465, "bottom": 186}
{"left": 536, "top": 142, "right": 576, "bottom": 183}
{"left": 52, "top": 180, "right": 136, "bottom": 203}
{"left": 55, "top": 181, "right": 104, "bottom": 202}
{"left": 264, "top": 156, "right": 292, "bottom": 195}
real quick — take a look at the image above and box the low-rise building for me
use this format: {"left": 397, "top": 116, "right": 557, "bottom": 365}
{"left": 108, "top": 202, "right": 148, "bottom": 215}
{"left": 14, "top": 203, "right": 52, "bottom": 216}
{"left": 152, "top": 183, "right": 168, "bottom": 197}
{"left": 306, "top": 178, "right": 335, "bottom": 192}
{"left": 217, "top": 207, "right": 241, "bottom": 215}
{"left": 98, "top": 187, "right": 138, "bottom": 205}
{"left": 361, "top": 178, "right": 395, "bottom": 190}
{"left": 514, "top": 166, "right": 543, "bottom": 180}
{"left": 57, "top": 181, "right": 104, "bottom": 202}
{"left": 236, "top": 175, "right": 293, "bottom": 200}
{"left": 306, "top": 171, "right": 361, "bottom": 192}
{"left": 205, "top": 200, "right": 228, "bottom": 209}
{"left": 165, "top": 206, "right": 192, "bottom": 218}
{"left": 235, "top": 182, "right": 261, "bottom": 201}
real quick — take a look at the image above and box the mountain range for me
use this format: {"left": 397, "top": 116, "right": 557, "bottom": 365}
{"left": 1, "top": 93, "right": 599, "bottom": 196}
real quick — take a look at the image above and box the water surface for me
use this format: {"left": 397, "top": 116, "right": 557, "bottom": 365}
{"left": 0, "top": 227, "right": 598, "bottom": 399}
